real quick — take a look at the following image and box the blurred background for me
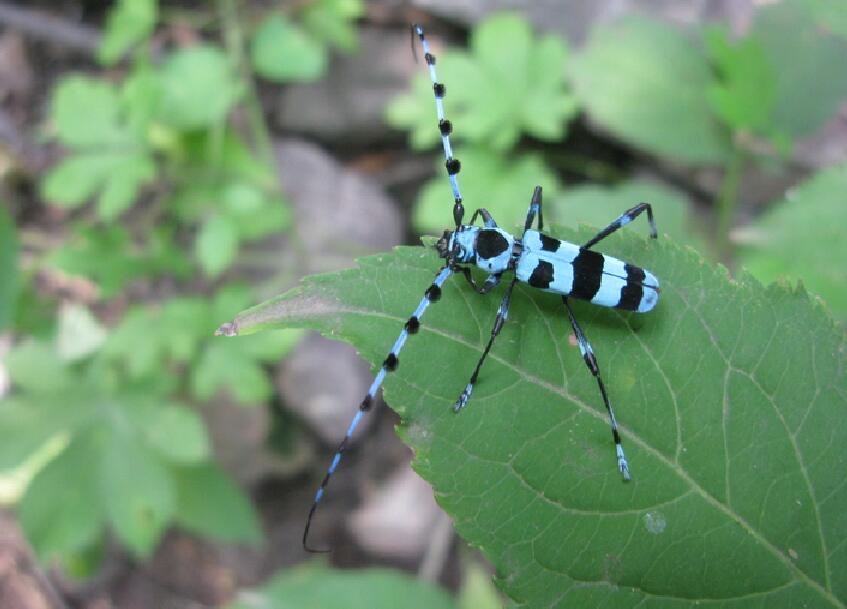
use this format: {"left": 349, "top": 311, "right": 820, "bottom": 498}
{"left": 0, "top": 0, "right": 845, "bottom": 607}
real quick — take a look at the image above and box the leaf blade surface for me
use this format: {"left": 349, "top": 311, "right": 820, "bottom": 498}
{"left": 225, "top": 228, "right": 846, "bottom": 609}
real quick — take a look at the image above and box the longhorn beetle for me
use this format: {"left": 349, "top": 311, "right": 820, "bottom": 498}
{"left": 302, "top": 24, "right": 660, "bottom": 552}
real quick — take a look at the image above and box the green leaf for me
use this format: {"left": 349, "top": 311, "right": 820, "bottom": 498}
{"left": 250, "top": 13, "right": 326, "bottom": 83}
{"left": 101, "top": 433, "right": 175, "bottom": 557}
{"left": 48, "top": 225, "right": 190, "bottom": 298}
{"left": 458, "top": 561, "right": 504, "bottom": 609}
{"left": 751, "top": 2, "right": 847, "bottom": 138}
{"left": 190, "top": 340, "right": 273, "bottom": 404}
{"left": 222, "top": 182, "right": 292, "bottom": 239}
{"left": 41, "top": 153, "right": 123, "bottom": 208}
{"left": 300, "top": 0, "right": 363, "bottom": 52}
{"left": 121, "top": 63, "right": 162, "bottom": 133}
{"left": 570, "top": 17, "right": 730, "bottom": 164}
{"left": 228, "top": 229, "right": 846, "bottom": 608}
{"left": 102, "top": 309, "right": 166, "bottom": 378}
{"left": 19, "top": 432, "right": 106, "bottom": 561}
{"left": 103, "top": 298, "right": 208, "bottom": 377}
{"left": 158, "top": 45, "right": 239, "bottom": 129}
{"left": 43, "top": 75, "right": 156, "bottom": 219}
{"left": 196, "top": 214, "right": 239, "bottom": 277}
{"left": 56, "top": 303, "right": 107, "bottom": 361}
{"left": 49, "top": 76, "right": 130, "bottom": 148}
{"left": 0, "top": 398, "right": 61, "bottom": 471}
{"left": 40, "top": 151, "right": 156, "bottom": 220}
{"left": 705, "top": 26, "right": 777, "bottom": 134}
{"left": 8, "top": 334, "right": 233, "bottom": 565}
{"left": 554, "top": 180, "right": 707, "bottom": 252}
{"left": 173, "top": 463, "right": 261, "bottom": 543}
{"left": 157, "top": 297, "right": 212, "bottom": 358}
{"left": 738, "top": 164, "right": 847, "bottom": 319}
{"left": 387, "top": 14, "right": 577, "bottom": 151}
{"left": 0, "top": 203, "right": 18, "bottom": 330}
{"left": 414, "top": 148, "right": 561, "bottom": 235}
{"left": 5, "top": 340, "right": 75, "bottom": 394}
{"left": 98, "top": 0, "right": 157, "bottom": 65}
{"left": 96, "top": 153, "right": 157, "bottom": 220}
{"left": 134, "top": 403, "right": 210, "bottom": 464}
{"left": 11, "top": 283, "right": 57, "bottom": 338}
{"left": 174, "top": 131, "right": 277, "bottom": 191}
{"left": 386, "top": 73, "right": 448, "bottom": 150}
{"left": 227, "top": 564, "right": 457, "bottom": 609}
{"left": 798, "top": 0, "right": 847, "bottom": 39}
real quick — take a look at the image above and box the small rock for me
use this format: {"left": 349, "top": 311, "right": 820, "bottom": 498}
{"left": 269, "top": 138, "right": 401, "bottom": 443}
{"left": 277, "top": 333, "right": 376, "bottom": 444}
{"left": 201, "top": 397, "right": 307, "bottom": 487}
{"left": 275, "top": 27, "right": 421, "bottom": 143}
{"left": 273, "top": 137, "right": 403, "bottom": 276}
{"left": 347, "top": 466, "right": 444, "bottom": 559}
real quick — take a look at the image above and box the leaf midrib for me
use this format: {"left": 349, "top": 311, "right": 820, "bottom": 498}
{"left": 315, "top": 295, "right": 841, "bottom": 609}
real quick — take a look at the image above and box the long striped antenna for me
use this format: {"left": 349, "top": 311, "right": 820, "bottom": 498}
{"left": 412, "top": 24, "right": 465, "bottom": 228}
{"left": 303, "top": 265, "right": 454, "bottom": 552}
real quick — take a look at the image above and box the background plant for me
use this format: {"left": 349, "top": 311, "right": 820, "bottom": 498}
{"left": 238, "top": 4, "right": 847, "bottom": 607}
{"left": 389, "top": 6, "right": 847, "bottom": 287}
{"left": 2, "top": 0, "right": 360, "bottom": 573}
{"left": 1, "top": 1, "right": 846, "bottom": 608}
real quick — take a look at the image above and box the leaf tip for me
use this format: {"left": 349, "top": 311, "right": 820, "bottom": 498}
{"left": 214, "top": 320, "right": 239, "bottom": 337}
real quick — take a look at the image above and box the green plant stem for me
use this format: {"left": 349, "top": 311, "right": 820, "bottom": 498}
{"left": 715, "top": 146, "right": 745, "bottom": 261}
{"left": 217, "top": 0, "right": 276, "bottom": 173}
{"left": 216, "top": 0, "right": 310, "bottom": 265}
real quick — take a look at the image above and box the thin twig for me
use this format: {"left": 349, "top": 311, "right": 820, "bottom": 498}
{"left": 0, "top": 3, "right": 100, "bottom": 54}
{"left": 417, "top": 510, "right": 454, "bottom": 583}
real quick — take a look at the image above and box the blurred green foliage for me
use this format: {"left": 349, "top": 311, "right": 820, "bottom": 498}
{"left": 3, "top": 0, "right": 847, "bottom": 601}
{"left": 0, "top": 204, "right": 18, "bottom": 331}
{"left": 738, "top": 164, "right": 847, "bottom": 318}
{"left": 251, "top": 0, "right": 362, "bottom": 83}
{"left": 414, "top": 147, "right": 561, "bottom": 234}
{"left": 47, "top": 225, "right": 190, "bottom": 298}
{"left": 227, "top": 563, "right": 458, "bottom": 609}
{"left": 705, "top": 26, "right": 778, "bottom": 141}
{"left": 4, "top": 0, "right": 359, "bottom": 572}
{"left": 3, "top": 292, "right": 300, "bottom": 562}
{"left": 389, "top": 5, "right": 847, "bottom": 316}
{"left": 98, "top": 0, "right": 157, "bottom": 65}
{"left": 554, "top": 180, "right": 707, "bottom": 252}
{"left": 750, "top": 3, "right": 847, "bottom": 140}
{"left": 571, "top": 16, "right": 731, "bottom": 164}
{"left": 388, "top": 14, "right": 578, "bottom": 151}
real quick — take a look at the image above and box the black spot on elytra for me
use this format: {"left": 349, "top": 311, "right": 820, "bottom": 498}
{"left": 528, "top": 260, "right": 554, "bottom": 289}
{"left": 539, "top": 233, "right": 560, "bottom": 252}
{"left": 570, "top": 249, "right": 604, "bottom": 301}
{"left": 617, "top": 264, "right": 646, "bottom": 311}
